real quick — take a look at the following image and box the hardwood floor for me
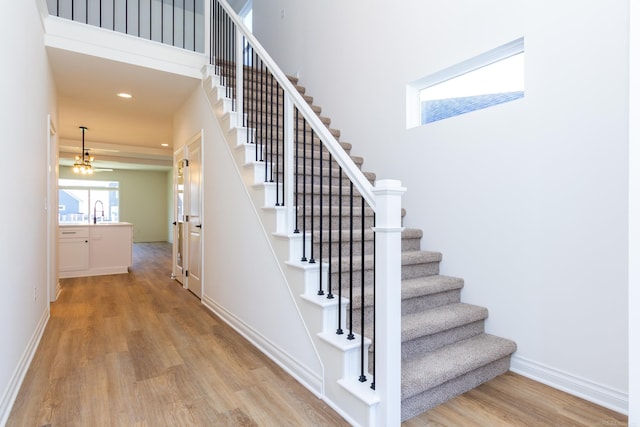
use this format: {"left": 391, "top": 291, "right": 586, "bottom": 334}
{"left": 403, "top": 372, "right": 628, "bottom": 427}
{"left": 7, "top": 242, "right": 348, "bottom": 427}
{"left": 7, "top": 242, "right": 628, "bottom": 426}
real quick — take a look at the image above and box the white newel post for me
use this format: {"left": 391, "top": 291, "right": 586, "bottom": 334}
{"left": 235, "top": 26, "right": 244, "bottom": 127}
{"left": 372, "top": 179, "right": 405, "bottom": 427}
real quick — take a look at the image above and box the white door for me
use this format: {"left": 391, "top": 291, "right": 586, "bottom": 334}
{"left": 186, "top": 136, "right": 202, "bottom": 298}
{"left": 173, "top": 151, "right": 187, "bottom": 285}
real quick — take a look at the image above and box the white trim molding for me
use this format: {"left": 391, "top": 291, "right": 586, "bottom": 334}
{"left": 201, "top": 295, "right": 323, "bottom": 398}
{"left": 511, "top": 355, "right": 628, "bottom": 415}
{"left": 0, "top": 308, "right": 50, "bottom": 426}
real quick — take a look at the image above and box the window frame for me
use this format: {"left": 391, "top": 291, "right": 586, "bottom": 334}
{"left": 406, "top": 37, "right": 524, "bottom": 128}
{"left": 58, "top": 179, "right": 120, "bottom": 224}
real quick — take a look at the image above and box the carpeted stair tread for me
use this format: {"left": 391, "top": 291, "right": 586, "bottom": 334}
{"left": 300, "top": 205, "right": 402, "bottom": 218}
{"left": 312, "top": 227, "right": 421, "bottom": 242}
{"left": 330, "top": 250, "right": 442, "bottom": 271}
{"left": 401, "top": 334, "right": 517, "bottom": 400}
{"left": 401, "top": 275, "right": 464, "bottom": 300}
{"left": 401, "top": 303, "right": 487, "bottom": 342}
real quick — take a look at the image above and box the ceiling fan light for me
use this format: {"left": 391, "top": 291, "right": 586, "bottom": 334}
{"left": 73, "top": 126, "right": 96, "bottom": 174}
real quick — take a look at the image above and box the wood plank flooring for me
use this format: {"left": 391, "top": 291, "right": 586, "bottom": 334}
{"left": 7, "top": 242, "right": 628, "bottom": 426}
{"left": 7, "top": 242, "right": 348, "bottom": 427}
{"left": 404, "top": 372, "right": 627, "bottom": 426}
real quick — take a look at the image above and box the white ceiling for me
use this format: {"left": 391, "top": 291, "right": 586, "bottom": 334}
{"left": 48, "top": 46, "right": 200, "bottom": 170}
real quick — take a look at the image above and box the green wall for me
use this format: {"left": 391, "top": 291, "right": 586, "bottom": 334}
{"left": 59, "top": 167, "right": 170, "bottom": 242}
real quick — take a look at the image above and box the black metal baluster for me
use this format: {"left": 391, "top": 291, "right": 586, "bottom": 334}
{"left": 259, "top": 58, "right": 264, "bottom": 164}
{"left": 183, "top": 0, "right": 186, "bottom": 49}
{"left": 227, "top": 12, "right": 231, "bottom": 100}
{"left": 193, "top": 0, "right": 196, "bottom": 51}
{"left": 348, "top": 181, "right": 355, "bottom": 341}
{"left": 149, "top": 0, "right": 152, "bottom": 40}
{"left": 294, "top": 109, "right": 300, "bottom": 234}
{"left": 99, "top": 0, "right": 102, "bottom": 27}
{"left": 275, "top": 82, "right": 281, "bottom": 205}
{"left": 256, "top": 57, "right": 261, "bottom": 161}
{"left": 172, "top": 0, "right": 175, "bottom": 46}
{"left": 309, "top": 129, "right": 315, "bottom": 264}
{"left": 327, "top": 155, "right": 334, "bottom": 300}
{"left": 337, "top": 170, "right": 343, "bottom": 335}
{"left": 223, "top": 11, "right": 227, "bottom": 97}
{"left": 125, "top": 0, "right": 128, "bottom": 34}
{"left": 317, "top": 140, "right": 323, "bottom": 295}
{"left": 113, "top": 0, "right": 116, "bottom": 31}
{"left": 359, "top": 196, "right": 366, "bottom": 383}
{"left": 71, "top": 0, "right": 74, "bottom": 20}
{"left": 244, "top": 39, "right": 249, "bottom": 144}
{"left": 210, "top": 0, "right": 214, "bottom": 62}
{"left": 85, "top": 0, "right": 88, "bottom": 24}
{"left": 269, "top": 71, "right": 274, "bottom": 183}
{"left": 371, "top": 212, "right": 376, "bottom": 390}
{"left": 279, "top": 85, "right": 285, "bottom": 207}
{"left": 301, "top": 119, "right": 307, "bottom": 262}
{"left": 231, "top": 17, "right": 236, "bottom": 109}
{"left": 251, "top": 50, "right": 256, "bottom": 145}
{"left": 137, "top": 0, "right": 140, "bottom": 37}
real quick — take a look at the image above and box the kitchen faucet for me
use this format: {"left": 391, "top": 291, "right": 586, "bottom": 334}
{"left": 93, "top": 200, "right": 105, "bottom": 224}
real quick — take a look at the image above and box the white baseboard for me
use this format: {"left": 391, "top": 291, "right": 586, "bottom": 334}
{"left": 511, "top": 354, "right": 628, "bottom": 415}
{"left": 201, "top": 295, "right": 323, "bottom": 398}
{"left": 0, "top": 307, "right": 50, "bottom": 426}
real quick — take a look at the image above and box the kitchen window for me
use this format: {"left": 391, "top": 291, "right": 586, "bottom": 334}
{"left": 58, "top": 179, "right": 119, "bottom": 224}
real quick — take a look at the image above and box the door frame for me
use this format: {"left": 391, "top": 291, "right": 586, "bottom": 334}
{"left": 172, "top": 148, "right": 187, "bottom": 286}
{"left": 185, "top": 132, "right": 203, "bottom": 298}
{"left": 172, "top": 130, "right": 204, "bottom": 298}
{"left": 47, "top": 115, "right": 60, "bottom": 303}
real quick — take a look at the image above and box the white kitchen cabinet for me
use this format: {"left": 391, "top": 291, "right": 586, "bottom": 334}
{"left": 59, "top": 227, "right": 89, "bottom": 272}
{"left": 59, "top": 223, "right": 133, "bottom": 278}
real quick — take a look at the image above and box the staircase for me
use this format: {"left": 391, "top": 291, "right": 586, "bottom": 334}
{"left": 203, "top": 63, "right": 517, "bottom": 422}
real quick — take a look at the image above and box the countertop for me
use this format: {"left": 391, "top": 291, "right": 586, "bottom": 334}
{"left": 59, "top": 222, "right": 133, "bottom": 227}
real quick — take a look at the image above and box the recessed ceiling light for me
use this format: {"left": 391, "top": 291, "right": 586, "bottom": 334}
{"left": 161, "top": 143, "right": 169, "bottom": 147}
{"left": 117, "top": 92, "right": 133, "bottom": 99}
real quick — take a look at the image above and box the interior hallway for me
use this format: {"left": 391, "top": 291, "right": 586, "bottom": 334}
{"left": 7, "top": 243, "right": 348, "bottom": 426}
{"left": 7, "top": 243, "right": 627, "bottom": 426}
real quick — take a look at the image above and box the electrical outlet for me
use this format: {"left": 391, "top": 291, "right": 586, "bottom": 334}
{"left": 281, "top": 8, "right": 285, "bottom": 19}
{"left": 33, "top": 287, "right": 37, "bottom": 301}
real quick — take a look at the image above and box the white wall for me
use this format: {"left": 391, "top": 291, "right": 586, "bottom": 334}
{"left": 0, "top": 1, "right": 56, "bottom": 424}
{"left": 172, "top": 85, "right": 323, "bottom": 394}
{"left": 253, "top": 0, "right": 630, "bottom": 413}
{"left": 629, "top": 0, "right": 639, "bottom": 423}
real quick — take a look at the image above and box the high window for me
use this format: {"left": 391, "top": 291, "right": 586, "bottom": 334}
{"left": 407, "top": 38, "right": 524, "bottom": 127}
{"left": 59, "top": 179, "right": 119, "bottom": 224}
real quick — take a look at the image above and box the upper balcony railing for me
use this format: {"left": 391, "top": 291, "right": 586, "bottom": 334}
{"left": 46, "top": 0, "right": 205, "bottom": 52}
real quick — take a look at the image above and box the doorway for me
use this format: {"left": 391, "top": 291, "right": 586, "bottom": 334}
{"left": 172, "top": 131, "right": 203, "bottom": 298}
{"left": 48, "top": 116, "right": 60, "bottom": 303}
